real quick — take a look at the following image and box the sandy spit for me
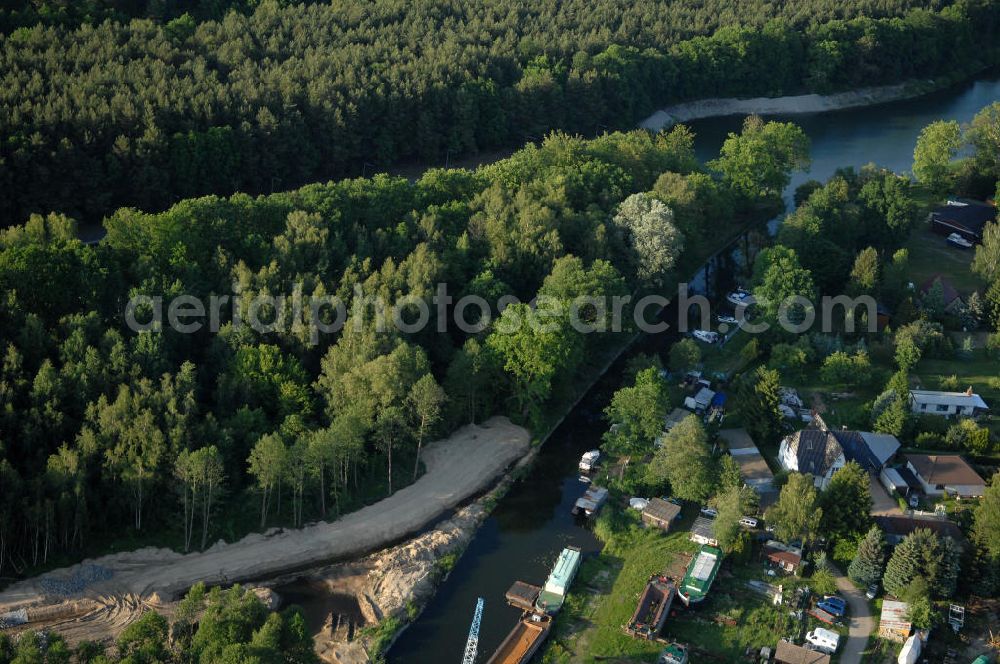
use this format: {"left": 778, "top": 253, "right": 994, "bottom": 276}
{"left": 639, "top": 83, "right": 917, "bottom": 131}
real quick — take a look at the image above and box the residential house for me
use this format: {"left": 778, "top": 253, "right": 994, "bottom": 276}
{"left": 835, "top": 430, "right": 901, "bottom": 473}
{"left": 909, "top": 389, "right": 989, "bottom": 418}
{"left": 878, "top": 600, "right": 913, "bottom": 642}
{"left": 904, "top": 454, "right": 986, "bottom": 497}
{"left": 928, "top": 199, "right": 996, "bottom": 243}
{"left": 874, "top": 514, "right": 964, "bottom": 545}
{"left": 642, "top": 498, "right": 682, "bottom": 531}
{"left": 689, "top": 516, "right": 719, "bottom": 547}
{"left": 775, "top": 641, "right": 831, "bottom": 664}
{"left": 778, "top": 428, "right": 845, "bottom": 489}
{"left": 918, "top": 275, "right": 963, "bottom": 314}
{"left": 764, "top": 540, "right": 803, "bottom": 574}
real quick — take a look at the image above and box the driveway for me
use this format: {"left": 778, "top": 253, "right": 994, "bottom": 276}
{"left": 869, "top": 474, "right": 902, "bottom": 516}
{"left": 833, "top": 567, "right": 874, "bottom": 664}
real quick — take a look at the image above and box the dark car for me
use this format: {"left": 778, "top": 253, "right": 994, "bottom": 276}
{"left": 817, "top": 598, "right": 846, "bottom": 617}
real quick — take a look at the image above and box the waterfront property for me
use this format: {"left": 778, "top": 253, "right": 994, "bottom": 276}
{"left": 928, "top": 199, "right": 996, "bottom": 243}
{"left": 535, "top": 546, "right": 582, "bottom": 614}
{"left": 904, "top": 453, "right": 986, "bottom": 497}
{"left": 909, "top": 389, "right": 990, "bottom": 418}
{"left": 678, "top": 545, "right": 722, "bottom": 606}
{"left": 641, "top": 498, "right": 682, "bottom": 531}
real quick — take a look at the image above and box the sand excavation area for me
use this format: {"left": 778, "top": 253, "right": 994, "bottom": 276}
{"left": 0, "top": 416, "right": 529, "bottom": 642}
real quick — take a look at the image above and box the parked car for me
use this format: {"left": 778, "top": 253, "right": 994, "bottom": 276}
{"left": 817, "top": 599, "right": 846, "bottom": 617}
{"left": 738, "top": 517, "right": 758, "bottom": 528}
{"left": 865, "top": 584, "right": 879, "bottom": 600}
{"left": 805, "top": 627, "right": 840, "bottom": 654}
{"left": 700, "top": 506, "right": 718, "bottom": 518}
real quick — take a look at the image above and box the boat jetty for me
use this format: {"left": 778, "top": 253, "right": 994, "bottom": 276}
{"left": 678, "top": 545, "right": 722, "bottom": 607}
{"left": 624, "top": 575, "right": 676, "bottom": 640}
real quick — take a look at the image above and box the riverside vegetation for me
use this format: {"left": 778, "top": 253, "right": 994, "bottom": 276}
{"left": 1, "top": 0, "right": 999, "bottom": 224}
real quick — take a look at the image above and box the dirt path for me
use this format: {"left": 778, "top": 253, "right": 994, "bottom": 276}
{"left": 833, "top": 567, "right": 874, "bottom": 664}
{"left": 0, "top": 417, "right": 529, "bottom": 616}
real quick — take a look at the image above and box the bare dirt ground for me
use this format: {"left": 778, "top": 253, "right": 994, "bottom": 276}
{"left": 640, "top": 83, "right": 912, "bottom": 131}
{"left": 0, "top": 417, "right": 529, "bottom": 643}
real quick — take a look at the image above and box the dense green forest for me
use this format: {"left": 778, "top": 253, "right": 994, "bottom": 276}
{"left": 0, "top": 0, "right": 958, "bottom": 32}
{"left": 2, "top": 0, "right": 998, "bottom": 225}
{"left": 0, "top": 121, "right": 821, "bottom": 579}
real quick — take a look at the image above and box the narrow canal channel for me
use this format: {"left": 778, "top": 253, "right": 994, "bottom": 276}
{"left": 388, "top": 75, "right": 1000, "bottom": 662}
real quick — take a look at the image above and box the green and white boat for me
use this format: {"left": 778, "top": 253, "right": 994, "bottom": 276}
{"left": 678, "top": 545, "right": 722, "bottom": 606}
{"left": 534, "top": 546, "right": 581, "bottom": 614}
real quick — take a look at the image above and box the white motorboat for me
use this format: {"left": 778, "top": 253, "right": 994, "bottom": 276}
{"left": 947, "top": 232, "right": 974, "bottom": 249}
{"left": 579, "top": 449, "right": 601, "bottom": 472}
{"left": 726, "top": 288, "right": 756, "bottom": 306}
{"left": 691, "top": 329, "right": 720, "bottom": 344}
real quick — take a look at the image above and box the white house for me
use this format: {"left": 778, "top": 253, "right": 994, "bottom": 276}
{"left": 904, "top": 453, "right": 986, "bottom": 497}
{"left": 909, "top": 389, "right": 989, "bottom": 418}
{"left": 778, "top": 429, "right": 845, "bottom": 489}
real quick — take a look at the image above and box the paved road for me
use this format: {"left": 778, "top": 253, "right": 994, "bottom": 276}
{"left": 833, "top": 567, "right": 874, "bottom": 664}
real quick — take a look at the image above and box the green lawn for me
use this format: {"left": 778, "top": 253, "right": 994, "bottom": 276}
{"left": 913, "top": 349, "right": 1000, "bottom": 438}
{"left": 904, "top": 226, "right": 985, "bottom": 296}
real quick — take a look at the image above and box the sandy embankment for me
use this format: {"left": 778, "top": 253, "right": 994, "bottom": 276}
{"left": 639, "top": 82, "right": 916, "bottom": 131}
{"left": 0, "top": 417, "right": 529, "bottom": 631}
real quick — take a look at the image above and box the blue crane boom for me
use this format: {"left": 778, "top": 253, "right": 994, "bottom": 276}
{"left": 461, "top": 597, "right": 485, "bottom": 664}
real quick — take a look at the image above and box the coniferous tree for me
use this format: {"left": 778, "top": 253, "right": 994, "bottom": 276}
{"left": 883, "top": 529, "right": 943, "bottom": 599}
{"left": 848, "top": 525, "right": 887, "bottom": 586}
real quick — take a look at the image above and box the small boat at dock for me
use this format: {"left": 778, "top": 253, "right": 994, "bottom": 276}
{"left": 484, "top": 612, "right": 552, "bottom": 664}
{"left": 572, "top": 485, "right": 608, "bottom": 517}
{"left": 578, "top": 449, "right": 600, "bottom": 472}
{"left": 534, "top": 546, "right": 582, "bottom": 614}
{"left": 726, "top": 287, "right": 756, "bottom": 307}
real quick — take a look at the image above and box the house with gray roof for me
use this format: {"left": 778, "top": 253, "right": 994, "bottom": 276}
{"left": 778, "top": 429, "right": 845, "bottom": 489}
{"left": 909, "top": 389, "right": 989, "bottom": 418}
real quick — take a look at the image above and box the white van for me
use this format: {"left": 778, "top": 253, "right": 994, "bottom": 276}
{"left": 805, "top": 628, "right": 840, "bottom": 654}
{"left": 739, "top": 517, "right": 758, "bottom": 528}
